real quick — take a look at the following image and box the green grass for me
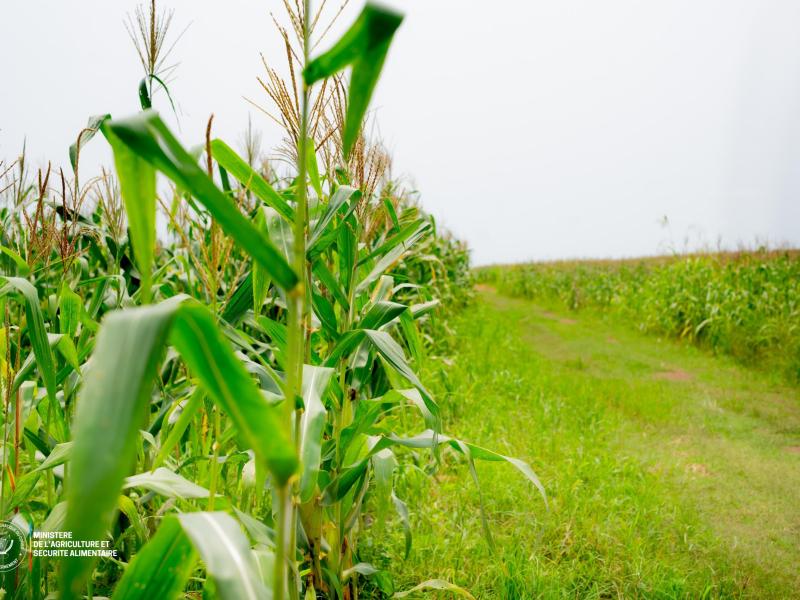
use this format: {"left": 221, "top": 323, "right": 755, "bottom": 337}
{"left": 387, "top": 289, "right": 800, "bottom": 598}
{"left": 478, "top": 251, "right": 800, "bottom": 382}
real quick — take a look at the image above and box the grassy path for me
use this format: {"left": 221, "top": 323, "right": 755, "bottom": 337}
{"left": 393, "top": 289, "right": 800, "bottom": 599}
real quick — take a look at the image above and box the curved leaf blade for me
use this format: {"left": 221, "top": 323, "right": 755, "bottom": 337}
{"left": 178, "top": 512, "right": 270, "bottom": 600}
{"left": 299, "top": 365, "right": 335, "bottom": 502}
{"left": 210, "top": 139, "right": 293, "bottom": 222}
{"left": 102, "top": 111, "right": 298, "bottom": 291}
{"left": 61, "top": 297, "right": 297, "bottom": 598}
{"left": 303, "top": 4, "right": 404, "bottom": 158}
{"left": 112, "top": 517, "right": 196, "bottom": 600}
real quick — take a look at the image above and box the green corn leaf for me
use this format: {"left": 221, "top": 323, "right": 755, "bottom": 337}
{"left": 356, "top": 245, "right": 406, "bottom": 294}
{"left": 323, "top": 327, "right": 439, "bottom": 423}
{"left": 115, "top": 512, "right": 269, "bottom": 600}
{"left": 365, "top": 330, "right": 438, "bottom": 419}
{"left": 52, "top": 333, "right": 81, "bottom": 371}
{"left": 169, "top": 302, "right": 297, "bottom": 479}
{"left": 102, "top": 111, "right": 298, "bottom": 291}
{"left": 5, "top": 472, "right": 41, "bottom": 513}
{"left": 338, "top": 214, "right": 358, "bottom": 293}
{"left": 382, "top": 197, "right": 400, "bottom": 230}
{"left": 304, "top": 4, "right": 404, "bottom": 158}
{"left": 139, "top": 77, "right": 152, "bottom": 109}
{"left": 392, "top": 493, "right": 412, "bottom": 559}
{"left": 355, "top": 222, "right": 433, "bottom": 294}
{"left": 358, "top": 220, "right": 431, "bottom": 267}
{"left": 112, "top": 517, "right": 197, "bottom": 600}
{"left": 178, "top": 512, "right": 270, "bottom": 600}
{"left": 252, "top": 208, "right": 272, "bottom": 315}
{"left": 308, "top": 185, "right": 360, "bottom": 253}
{"left": 61, "top": 297, "right": 297, "bottom": 598}
{"left": 324, "top": 431, "right": 544, "bottom": 511}
{"left": 409, "top": 299, "right": 439, "bottom": 319}
{"left": 312, "top": 291, "right": 338, "bottom": 337}
{"left": 0, "top": 245, "right": 29, "bottom": 276}
{"left": 306, "top": 138, "right": 323, "bottom": 198}
{"left": 210, "top": 138, "right": 293, "bottom": 222}
{"left": 256, "top": 315, "right": 289, "bottom": 355}
{"left": 359, "top": 301, "right": 407, "bottom": 330}
{"left": 117, "top": 495, "right": 148, "bottom": 547}
{"left": 35, "top": 441, "right": 72, "bottom": 472}
{"left": 372, "top": 448, "right": 397, "bottom": 525}
{"left": 13, "top": 332, "right": 79, "bottom": 393}
{"left": 104, "top": 125, "right": 156, "bottom": 303}
{"left": 221, "top": 272, "right": 254, "bottom": 325}
{"left": 312, "top": 260, "right": 349, "bottom": 312}
{"left": 69, "top": 114, "right": 111, "bottom": 173}
{"left": 299, "top": 365, "right": 335, "bottom": 502}
{"left": 61, "top": 299, "right": 179, "bottom": 598}
{"left": 0, "top": 277, "right": 65, "bottom": 438}
{"left": 123, "top": 467, "right": 210, "bottom": 499}
{"left": 154, "top": 389, "right": 204, "bottom": 469}
{"left": 399, "top": 310, "right": 423, "bottom": 365}
{"left": 59, "top": 288, "right": 82, "bottom": 337}
{"left": 138, "top": 74, "right": 179, "bottom": 117}
{"left": 454, "top": 439, "right": 495, "bottom": 549}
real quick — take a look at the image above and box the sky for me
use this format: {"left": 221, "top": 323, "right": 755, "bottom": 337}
{"left": 3, "top": 0, "right": 800, "bottom": 265}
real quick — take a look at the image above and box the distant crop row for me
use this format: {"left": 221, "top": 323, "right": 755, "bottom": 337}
{"left": 479, "top": 251, "right": 800, "bottom": 381}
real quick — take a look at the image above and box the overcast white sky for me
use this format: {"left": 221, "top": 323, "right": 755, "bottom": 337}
{"left": 3, "top": 1, "right": 800, "bottom": 265}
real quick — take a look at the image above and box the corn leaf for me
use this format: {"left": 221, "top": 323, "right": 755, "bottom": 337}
{"left": 303, "top": 4, "right": 404, "bottom": 157}
{"left": 112, "top": 517, "right": 197, "bottom": 600}
{"left": 102, "top": 111, "right": 298, "bottom": 291}
{"left": 0, "top": 245, "right": 29, "bottom": 276}
{"left": 123, "top": 468, "right": 210, "bottom": 499}
{"left": 69, "top": 114, "right": 110, "bottom": 173}
{"left": 61, "top": 297, "right": 297, "bottom": 598}
{"left": 210, "top": 138, "right": 293, "bottom": 222}
{"left": 299, "top": 365, "right": 335, "bottom": 502}
{"left": 252, "top": 208, "right": 272, "bottom": 315}
{"left": 103, "top": 126, "right": 157, "bottom": 303}
{"left": 0, "top": 277, "right": 66, "bottom": 438}
{"left": 307, "top": 185, "right": 360, "bottom": 253}
{"left": 58, "top": 288, "right": 82, "bottom": 337}
{"left": 169, "top": 302, "right": 297, "bottom": 480}
{"left": 178, "top": 512, "right": 270, "bottom": 600}
{"left": 153, "top": 389, "right": 203, "bottom": 469}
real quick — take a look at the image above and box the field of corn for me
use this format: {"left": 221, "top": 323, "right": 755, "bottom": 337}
{"left": 478, "top": 251, "right": 800, "bottom": 382}
{"left": 0, "top": 2, "right": 522, "bottom": 598}
{"left": 3, "top": 1, "right": 800, "bottom": 599}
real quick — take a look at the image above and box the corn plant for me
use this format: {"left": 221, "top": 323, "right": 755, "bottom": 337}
{"left": 0, "top": 2, "right": 544, "bottom": 598}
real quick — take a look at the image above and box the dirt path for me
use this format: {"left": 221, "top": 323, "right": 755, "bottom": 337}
{"left": 480, "top": 289, "right": 800, "bottom": 596}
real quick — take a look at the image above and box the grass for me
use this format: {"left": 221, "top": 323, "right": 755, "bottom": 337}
{"left": 478, "top": 251, "right": 800, "bottom": 382}
{"left": 388, "top": 288, "right": 800, "bottom": 598}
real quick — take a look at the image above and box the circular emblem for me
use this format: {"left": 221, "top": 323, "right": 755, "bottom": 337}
{"left": 0, "top": 521, "right": 26, "bottom": 572}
